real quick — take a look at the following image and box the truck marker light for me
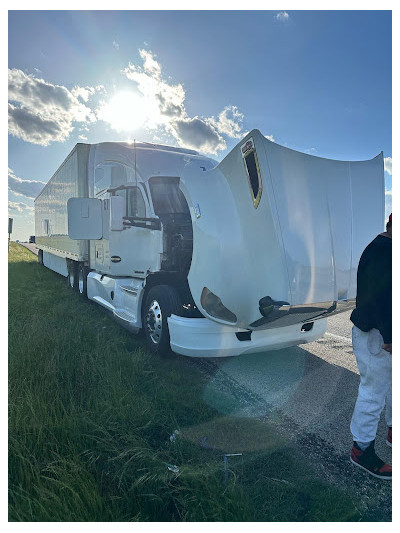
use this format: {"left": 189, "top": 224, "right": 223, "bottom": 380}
{"left": 194, "top": 203, "right": 201, "bottom": 219}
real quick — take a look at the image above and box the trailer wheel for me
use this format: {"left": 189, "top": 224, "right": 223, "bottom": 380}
{"left": 77, "top": 264, "right": 89, "bottom": 297}
{"left": 143, "top": 285, "right": 181, "bottom": 355}
{"left": 67, "top": 261, "right": 78, "bottom": 290}
{"left": 38, "top": 249, "right": 43, "bottom": 266}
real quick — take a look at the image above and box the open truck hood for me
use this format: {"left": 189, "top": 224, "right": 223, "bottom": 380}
{"left": 182, "top": 129, "right": 384, "bottom": 330}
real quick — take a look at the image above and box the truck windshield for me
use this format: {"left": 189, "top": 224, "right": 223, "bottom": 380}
{"left": 149, "top": 177, "right": 189, "bottom": 215}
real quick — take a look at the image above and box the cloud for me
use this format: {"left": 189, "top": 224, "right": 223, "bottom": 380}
{"left": 71, "top": 86, "right": 96, "bottom": 102}
{"left": 384, "top": 156, "right": 392, "bottom": 175}
{"left": 170, "top": 117, "right": 226, "bottom": 153}
{"left": 9, "top": 52, "right": 246, "bottom": 154}
{"left": 97, "top": 49, "right": 245, "bottom": 154}
{"left": 385, "top": 190, "right": 392, "bottom": 221}
{"left": 265, "top": 134, "right": 275, "bottom": 142}
{"left": 8, "top": 168, "right": 46, "bottom": 199}
{"left": 210, "top": 106, "right": 244, "bottom": 138}
{"left": 276, "top": 11, "right": 290, "bottom": 22}
{"left": 8, "top": 103, "right": 73, "bottom": 145}
{"left": 140, "top": 49, "right": 162, "bottom": 78}
{"left": 122, "top": 50, "right": 186, "bottom": 126}
{"left": 8, "top": 68, "right": 96, "bottom": 146}
{"left": 112, "top": 40, "right": 120, "bottom": 50}
{"left": 8, "top": 201, "right": 34, "bottom": 213}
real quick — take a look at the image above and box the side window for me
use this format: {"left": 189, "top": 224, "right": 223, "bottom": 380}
{"left": 127, "top": 188, "right": 146, "bottom": 218}
{"left": 94, "top": 166, "right": 110, "bottom": 196}
{"left": 111, "top": 165, "right": 127, "bottom": 187}
{"left": 114, "top": 187, "right": 146, "bottom": 218}
{"left": 115, "top": 188, "right": 127, "bottom": 206}
{"left": 95, "top": 163, "right": 127, "bottom": 196}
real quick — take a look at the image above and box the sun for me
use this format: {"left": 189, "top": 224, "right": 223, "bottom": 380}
{"left": 99, "top": 90, "right": 151, "bottom": 133}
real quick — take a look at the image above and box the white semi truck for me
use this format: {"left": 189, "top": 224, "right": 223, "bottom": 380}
{"left": 35, "top": 130, "right": 385, "bottom": 357}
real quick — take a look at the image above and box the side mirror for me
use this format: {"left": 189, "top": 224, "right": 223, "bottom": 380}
{"left": 110, "top": 195, "right": 125, "bottom": 231}
{"left": 68, "top": 198, "right": 102, "bottom": 239}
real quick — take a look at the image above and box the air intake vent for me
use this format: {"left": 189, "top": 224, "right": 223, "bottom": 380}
{"left": 241, "top": 137, "right": 262, "bottom": 208}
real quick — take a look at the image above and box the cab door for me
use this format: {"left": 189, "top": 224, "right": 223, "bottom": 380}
{"left": 109, "top": 183, "right": 163, "bottom": 277}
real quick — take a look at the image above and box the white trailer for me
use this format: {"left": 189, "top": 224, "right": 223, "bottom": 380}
{"left": 35, "top": 130, "right": 385, "bottom": 357}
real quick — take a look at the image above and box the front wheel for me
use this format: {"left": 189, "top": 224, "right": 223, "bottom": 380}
{"left": 142, "top": 285, "right": 181, "bottom": 355}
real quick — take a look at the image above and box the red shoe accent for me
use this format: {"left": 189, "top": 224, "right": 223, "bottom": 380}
{"left": 386, "top": 427, "right": 392, "bottom": 447}
{"left": 378, "top": 463, "right": 392, "bottom": 474}
{"left": 350, "top": 442, "right": 392, "bottom": 480}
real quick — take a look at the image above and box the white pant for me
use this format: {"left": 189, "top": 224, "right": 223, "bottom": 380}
{"left": 350, "top": 326, "right": 392, "bottom": 445}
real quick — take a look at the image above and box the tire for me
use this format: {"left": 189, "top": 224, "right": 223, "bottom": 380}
{"left": 67, "top": 260, "right": 78, "bottom": 290}
{"left": 142, "top": 285, "right": 182, "bottom": 355}
{"left": 38, "top": 249, "right": 43, "bottom": 266}
{"left": 77, "top": 264, "right": 89, "bottom": 297}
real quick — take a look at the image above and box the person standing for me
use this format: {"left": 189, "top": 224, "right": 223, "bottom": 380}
{"left": 349, "top": 213, "right": 392, "bottom": 480}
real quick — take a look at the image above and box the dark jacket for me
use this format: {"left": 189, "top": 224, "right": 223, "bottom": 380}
{"left": 350, "top": 234, "right": 392, "bottom": 343}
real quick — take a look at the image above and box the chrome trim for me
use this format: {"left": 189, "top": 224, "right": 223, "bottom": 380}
{"left": 145, "top": 300, "right": 163, "bottom": 344}
{"left": 120, "top": 286, "right": 138, "bottom": 296}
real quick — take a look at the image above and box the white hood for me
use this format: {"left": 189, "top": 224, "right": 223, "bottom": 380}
{"left": 182, "top": 129, "right": 384, "bottom": 329}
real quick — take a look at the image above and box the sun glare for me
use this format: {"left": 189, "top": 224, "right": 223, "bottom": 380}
{"left": 99, "top": 90, "right": 150, "bottom": 133}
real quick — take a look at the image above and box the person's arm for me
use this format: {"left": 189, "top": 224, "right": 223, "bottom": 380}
{"left": 370, "top": 242, "right": 392, "bottom": 347}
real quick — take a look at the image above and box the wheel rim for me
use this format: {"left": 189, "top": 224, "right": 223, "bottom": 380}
{"left": 78, "top": 270, "right": 84, "bottom": 293}
{"left": 145, "top": 300, "right": 162, "bottom": 344}
{"left": 69, "top": 270, "right": 75, "bottom": 288}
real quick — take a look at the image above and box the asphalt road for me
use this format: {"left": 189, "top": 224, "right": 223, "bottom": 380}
{"left": 187, "top": 311, "right": 392, "bottom": 520}
{"left": 18, "top": 242, "right": 38, "bottom": 255}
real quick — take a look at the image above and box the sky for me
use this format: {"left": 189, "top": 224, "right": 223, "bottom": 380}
{"left": 8, "top": 9, "right": 392, "bottom": 241}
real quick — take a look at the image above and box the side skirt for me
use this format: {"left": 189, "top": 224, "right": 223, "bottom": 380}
{"left": 87, "top": 272, "right": 145, "bottom": 332}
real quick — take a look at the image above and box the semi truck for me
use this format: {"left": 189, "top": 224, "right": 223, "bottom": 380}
{"left": 35, "top": 130, "right": 385, "bottom": 357}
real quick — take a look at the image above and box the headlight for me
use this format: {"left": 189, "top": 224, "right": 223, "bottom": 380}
{"left": 200, "top": 287, "right": 237, "bottom": 323}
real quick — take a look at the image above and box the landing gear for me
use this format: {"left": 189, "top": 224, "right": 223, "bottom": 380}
{"left": 67, "top": 260, "right": 78, "bottom": 290}
{"left": 77, "top": 264, "right": 89, "bottom": 297}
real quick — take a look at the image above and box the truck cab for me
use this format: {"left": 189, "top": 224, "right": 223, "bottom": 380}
{"left": 36, "top": 132, "right": 385, "bottom": 357}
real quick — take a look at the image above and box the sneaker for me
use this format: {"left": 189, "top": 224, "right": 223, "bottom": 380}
{"left": 350, "top": 441, "right": 392, "bottom": 480}
{"left": 386, "top": 427, "right": 392, "bottom": 448}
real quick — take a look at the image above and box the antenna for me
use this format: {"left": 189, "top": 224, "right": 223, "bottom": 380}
{"left": 134, "top": 139, "right": 137, "bottom": 216}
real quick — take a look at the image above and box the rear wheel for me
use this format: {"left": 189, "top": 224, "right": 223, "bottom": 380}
{"left": 38, "top": 249, "right": 43, "bottom": 265}
{"left": 77, "top": 264, "right": 89, "bottom": 297}
{"left": 143, "top": 285, "right": 181, "bottom": 355}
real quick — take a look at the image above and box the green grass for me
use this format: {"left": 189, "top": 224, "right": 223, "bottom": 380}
{"left": 9, "top": 243, "right": 361, "bottom": 521}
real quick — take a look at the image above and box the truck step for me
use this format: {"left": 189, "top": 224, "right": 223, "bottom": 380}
{"left": 113, "top": 309, "right": 135, "bottom": 323}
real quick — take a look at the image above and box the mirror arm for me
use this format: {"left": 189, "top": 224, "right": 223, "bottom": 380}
{"left": 122, "top": 216, "right": 161, "bottom": 230}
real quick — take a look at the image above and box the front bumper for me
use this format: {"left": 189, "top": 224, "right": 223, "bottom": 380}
{"left": 168, "top": 315, "right": 327, "bottom": 357}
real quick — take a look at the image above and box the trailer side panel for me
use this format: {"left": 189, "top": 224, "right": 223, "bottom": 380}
{"left": 35, "top": 144, "right": 90, "bottom": 261}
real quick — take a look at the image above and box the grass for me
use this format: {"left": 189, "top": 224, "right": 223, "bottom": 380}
{"left": 8, "top": 243, "right": 361, "bottom": 521}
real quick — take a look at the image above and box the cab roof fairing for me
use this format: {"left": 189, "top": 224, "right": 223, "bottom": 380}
{"left": 89, "top": 142, "right": 218, "bottom": 186}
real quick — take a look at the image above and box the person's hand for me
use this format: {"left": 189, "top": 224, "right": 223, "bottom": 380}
{"left": 382, "top": 343, "right": 392, "bottom": 354}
